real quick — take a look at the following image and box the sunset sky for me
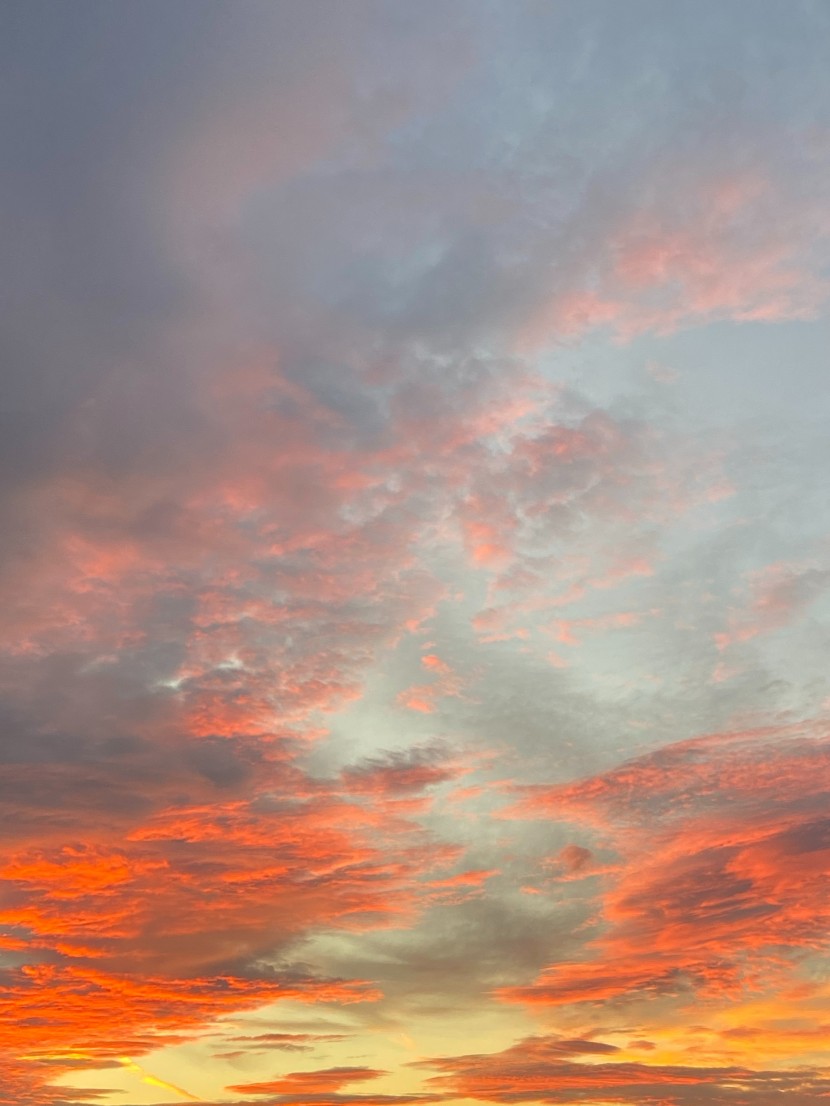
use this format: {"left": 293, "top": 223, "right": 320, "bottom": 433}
{"left": 2, "top": 2, "right": 830, "bottom": 1104}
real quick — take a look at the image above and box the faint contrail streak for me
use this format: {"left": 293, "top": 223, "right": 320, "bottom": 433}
{"left": 119, "top": 1057, "right": 202, "bottom": 1100}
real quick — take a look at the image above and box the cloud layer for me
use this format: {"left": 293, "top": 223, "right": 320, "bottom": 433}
{"left": 1, "top": 2, "right": 829, "bottom": 1103}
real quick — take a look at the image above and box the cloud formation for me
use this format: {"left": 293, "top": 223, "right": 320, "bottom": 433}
{"left": 1, "top": 2, "right": 830, "bottom": 1103}
{"left": 502, "top": 722, "right": 830, "bottom": 1050}
{"left": 419, "top": 1032, "right": 830, "bottom": 1106}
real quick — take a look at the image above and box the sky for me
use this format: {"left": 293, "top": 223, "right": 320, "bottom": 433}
{"left": 1, "top": 1, "right": 830, "bottom": 1103}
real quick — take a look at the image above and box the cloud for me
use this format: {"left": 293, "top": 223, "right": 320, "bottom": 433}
{"left": 227, "top": 1065, "right": 388, "bottom": 1095}
{"left": 502, "top": 722, "right": 830, "bottom": 1008}
{"left": 715, "top": 560, "right": 830, "bottom": 651}
{"left": 341, "top": 742, "right": 461, "bottom": 797}
{"left": 2, "top": 2, "right": 830, "bottom": 1102}
{"left": 418, "top": 1031, "right": 830, "bottom": 1106}
{"left": 551, "top": 844, "right": 593, "bottom": 877}
{"left": 396, "top": 656, "right": 466, "bottom": 715}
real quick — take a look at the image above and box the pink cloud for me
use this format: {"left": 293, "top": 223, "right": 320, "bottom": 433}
{"left": 715, "top": 560, "right": 830, "bottom": 651}
{"left": 516, "top": 158, "right": 830, "bottom": 348}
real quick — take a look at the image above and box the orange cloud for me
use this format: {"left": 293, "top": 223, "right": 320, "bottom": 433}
{"left": 418, "top": 1032, "right": 830, "bottom": 1105}
{"left": 501, "top": 722, "right": 830, "bottom": 1014}
{"left": 227, "top": 1065, "right": 388, "bottom": 1095}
